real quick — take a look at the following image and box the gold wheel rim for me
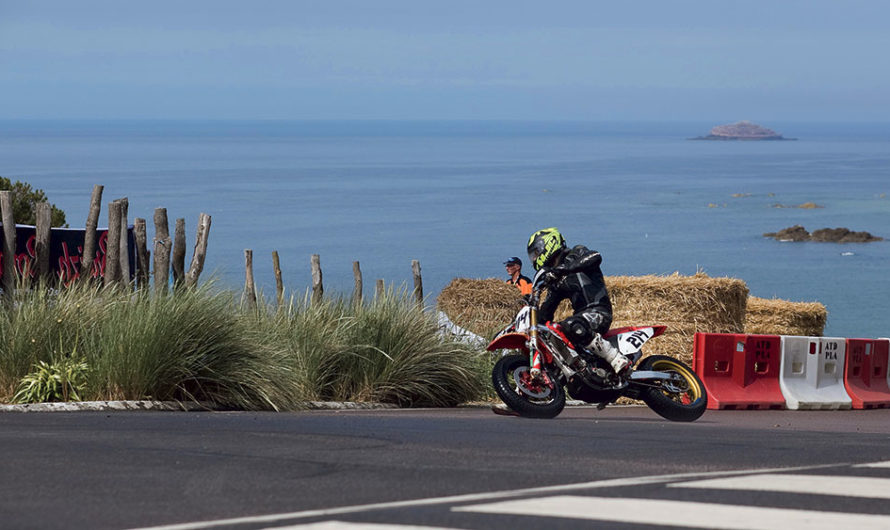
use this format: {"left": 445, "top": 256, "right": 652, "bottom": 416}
{"left": 650, "top": 359, "right": 703, "bottom": 403}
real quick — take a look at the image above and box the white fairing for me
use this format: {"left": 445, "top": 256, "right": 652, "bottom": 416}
{"left": 614, "top": 327, "right": 657, "bottom": 356}
{"left": 513, "top": 306, "right": 532, "bottom": 333}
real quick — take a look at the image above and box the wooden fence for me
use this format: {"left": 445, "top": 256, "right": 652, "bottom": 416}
{"left": 2, "top": 185, "right": 426, "bottom": 308}
{"left": 241, "top": 250, "right": 425, "bottom": 310}
{"left": 0, "top": 185, "right": 211, "bottom": 300}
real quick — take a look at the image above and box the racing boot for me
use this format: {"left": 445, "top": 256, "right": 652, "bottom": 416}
{"left": 588, "top": 333, "right": 631, "bottom": 375}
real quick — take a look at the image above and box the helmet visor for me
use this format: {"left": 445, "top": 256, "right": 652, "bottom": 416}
{"left": 527, "top": 239, "right": 546, "bottom": 268}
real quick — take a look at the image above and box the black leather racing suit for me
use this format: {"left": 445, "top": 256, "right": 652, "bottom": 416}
{"left": 538, "top": 245, "right": 613, "bottom": 350}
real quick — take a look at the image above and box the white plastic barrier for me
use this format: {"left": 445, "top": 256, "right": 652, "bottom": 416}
{"left": 779, "top": 336, "right": 852, "bottom": 410}
{"left": 436, "top": 311, "right": 487, "bottom": 348}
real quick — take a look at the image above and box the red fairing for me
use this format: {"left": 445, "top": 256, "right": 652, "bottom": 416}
{"left": 604, "top": 325, "right": 667, "bottom": 339}
{"left": 486, "top": 332, "right": 555, "bottom": 364}
{"left": 487, "top": 333, "right": 529, "bottom": 353}
{"left": 545, "top": 322, "right": 573, "bottom": 345}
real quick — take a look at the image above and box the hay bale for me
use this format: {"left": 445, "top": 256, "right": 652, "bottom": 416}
{"left": 438, "top": 272, "right": 749, "bottom": 364}
{"left": 603, "top": 273, "right": 748, "bottom": 365}
{"left": 744, "top": 296, "right": 827, "bottom": 337}
{"left": 437, "top": 278, "right": 525, "bottom": 338}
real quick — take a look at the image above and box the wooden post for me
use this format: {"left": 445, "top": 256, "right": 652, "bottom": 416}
{"left": 272, "top": 250, "right": 284, "bottom": 308}
{"left": 352, "top": 261, "right": 363, "bottom": 306}
{"left": 310, "top": 254, "right": 323, "bottom": 305}
{"left": 34, "top": 202, "right": 52, "bottom": 282}
{"left": 0, "top": 191, "right": 16, "bottom": 300}
{"left": 243, "top": 249, "right": 257, "bottom": 311}
{"left": 172, "top": 218, "right": 186, "bottom": 288}
{"left": 80, "top": 184, "right": 104, "bottom": 281}
{"left": 184, "top": 213, "right": 211, "bottom": 288}
{"left": 412, "top": 259, "right": 423, "bottom": 307}
{"left": 152, "top": 208, "right": 171, "bottom": 295}
{"left": 104, "top": 200, "right": 122, "bottom": 287}
{"left": 117, "top": 198, "right": 130, "bottom": 285}
{"left": 133, "top": 218, "right": 150, "bottom": 289}
{"left": 375, "top": 279, "right": 384, "bottom": 300}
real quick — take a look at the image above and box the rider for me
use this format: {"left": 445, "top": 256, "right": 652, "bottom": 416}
{"left": 526, "top": 227, "right": 631, "bottom": 375}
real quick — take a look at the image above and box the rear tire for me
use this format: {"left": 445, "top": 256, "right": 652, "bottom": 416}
{"left": 638, "top": 355, "right": 707, "bottom": 422}
{"left": 491, "top": 355, "right": 565, "bottom": 419}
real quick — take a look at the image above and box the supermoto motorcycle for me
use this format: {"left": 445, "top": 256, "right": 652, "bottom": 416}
{"left": 488, "top": 269, "right": 707, "bottom": 421}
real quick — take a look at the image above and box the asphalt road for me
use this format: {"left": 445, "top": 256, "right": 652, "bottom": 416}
{"left": 2, "top": 406, "right": 890, "bottom": 529}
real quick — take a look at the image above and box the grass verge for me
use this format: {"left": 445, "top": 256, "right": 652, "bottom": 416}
{"left": 0, "top": 283, "right": 489, "bottom": 409}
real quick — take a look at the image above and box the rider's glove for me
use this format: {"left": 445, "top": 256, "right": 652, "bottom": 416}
{"left": 539, "top": 267, "right": 562, "bottom": 286}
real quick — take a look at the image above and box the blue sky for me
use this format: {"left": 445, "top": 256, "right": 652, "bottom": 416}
{"left": 1, "top": 0, "right": 888, "bottom": 121}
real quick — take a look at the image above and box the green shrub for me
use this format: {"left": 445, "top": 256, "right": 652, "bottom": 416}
{"left": 0, "top": 176, "right": 67, "bottom": 226}
{"left": 13, "top": 356, "right": 89, "bottom": 403}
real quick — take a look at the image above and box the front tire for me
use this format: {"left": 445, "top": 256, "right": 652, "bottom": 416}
{"left": 491, "top": 354, "right": 565, "bottom": 419}
{"left": 638, "top": 355, "right": 707, "bottom": 422}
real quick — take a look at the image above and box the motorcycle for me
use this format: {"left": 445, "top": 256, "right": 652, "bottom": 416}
{"left": 488, "top": 268, "right": 707, "bottom": 421}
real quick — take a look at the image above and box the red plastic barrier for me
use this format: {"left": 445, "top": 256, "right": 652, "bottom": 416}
{"left": 843, "top": 338, "right": 890, "bottom": 409}
{"left": 693, "top": 333, "right": 786, "bottom": 410}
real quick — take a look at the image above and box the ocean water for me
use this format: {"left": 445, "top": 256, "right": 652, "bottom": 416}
{"left": 0, "top": 120, "right": 887, "bottom": 338}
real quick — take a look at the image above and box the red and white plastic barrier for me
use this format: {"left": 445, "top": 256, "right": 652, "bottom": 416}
{"left": 692, "top": 333, "right": 785, "bottom": 410}
{"left": 778, "top": 336, "right": 851, "bottom": 410}
{"left": 843, "top": 338, "right": 890, "bottom": 409}
{"left": 692, "top": 333, "right": 890, "bottom": 411}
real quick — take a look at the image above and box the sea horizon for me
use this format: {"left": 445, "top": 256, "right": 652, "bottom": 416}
{"left": 1, "top": 119, "right": 887, "bottom": 338}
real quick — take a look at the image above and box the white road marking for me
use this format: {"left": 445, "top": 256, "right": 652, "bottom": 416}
{"left": 270, "top": 522, "right": 458, "bottom": 529}
{"left": 855, "top": 461, "right": 890, "bottom": 468}
{"left": 455, "top": 495, "right": 890, "bottom": 530}
{"left": 670, "top": 473, "right": 890, "bottom": 499}
{"left": 127, "top": 462, "right": 849, "bottom": 530}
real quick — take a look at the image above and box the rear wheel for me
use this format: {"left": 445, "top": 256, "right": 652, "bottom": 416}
{"left": 638, "top": 355, "right": 707, "bottom": 422}
{"left": 491, "top": 354, "right": 565, "bottom": 419}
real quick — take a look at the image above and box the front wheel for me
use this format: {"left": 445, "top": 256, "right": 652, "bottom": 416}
{"left": 638, "top": 355, "right": 707, "bottom": 422}
{"left": 491, "top": 354, "right": 566, "bottom": 419}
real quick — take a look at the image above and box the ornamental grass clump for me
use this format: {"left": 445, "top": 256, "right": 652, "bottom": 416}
{"left": 83, "top": 284, "right": 297, "bottom": 410}
{"left": 1, "top": 281, "right": 489, "bottom": 409}
{"left": 0, "top": 283, "right": 300, "bottom": 409}
{"left": 244, "top": 292, "right": 350, "bottom": 405}
{"left": 265, "top": 288, "right": 487, "bottom": 407}
{"left": 334, "top": 289, "right": 484, "bottom": 406}
{"left": 0, "top": 282, "right": 93, "bottom": 400}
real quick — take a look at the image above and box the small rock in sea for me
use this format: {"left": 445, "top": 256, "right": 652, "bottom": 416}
{"left": 763, "top": 225, "right": 810, "bottom": 242}
{"left": 764, "top": 226, "right": 883, "bottom": 243}
{"left": 771, "top": 202, "right": 824, "bottom": 209}
{"left": 690, "top": 121, "right": 796, "bottom": 141}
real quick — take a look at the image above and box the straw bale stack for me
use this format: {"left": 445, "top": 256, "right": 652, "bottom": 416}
{"left": 438, "top": 273, "right": 749, "bottom": 364}
{"left": 599, "top": 273, "right": 748, "bottom": 365}
{"left": 437, "top": 278, "right": 526, "bottom": 338}
{"left": 744, "top": 296, "right": 827, "bottom": 337}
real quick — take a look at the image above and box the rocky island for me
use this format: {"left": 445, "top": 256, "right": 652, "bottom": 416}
{"left": 691, "top": 121, "right": 796, "bottom": 141}
{"left": 764, "top": 225, "right": 883, "bottom": 243}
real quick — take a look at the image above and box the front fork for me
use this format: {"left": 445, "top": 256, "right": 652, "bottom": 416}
{"left": 528, "top": 305, "right": 543, "bottom": 378}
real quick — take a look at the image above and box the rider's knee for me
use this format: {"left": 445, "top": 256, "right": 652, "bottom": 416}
{"left": 560, "top": 315, "right": 593, "bottom": 349}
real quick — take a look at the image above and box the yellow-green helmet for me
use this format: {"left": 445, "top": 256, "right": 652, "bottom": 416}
{"left": 527, "top": 227, "right": 566, "bottom": 270}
